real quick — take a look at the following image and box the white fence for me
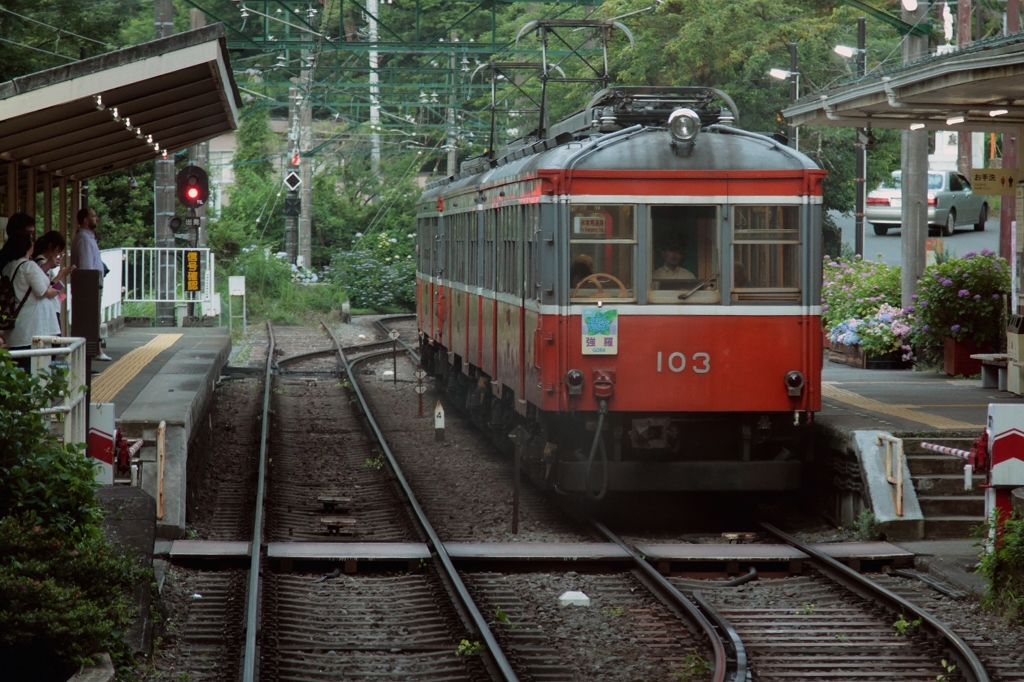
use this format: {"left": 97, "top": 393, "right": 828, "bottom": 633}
{"left": 9, "top": 336, "right": 88, "bottom": 448}
{"left": 101, "top": 249, "right": 122, "bottom": 323}
{"left": 120, "top": 247, "right": 215, "bottom": 307}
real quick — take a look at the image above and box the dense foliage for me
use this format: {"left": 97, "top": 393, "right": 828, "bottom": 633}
{"left": 821, "top": 255, "right": 902, "bottom": 331}
{"left": 908, "top": 250, "right": 1011, "bottom": 347}
{"left": 0, "top": 353, "right": 143, "bottom": 679}
{"left": 977, "top": 513, "right": 1024, "bottom": 623}
{"left": 331, "top": 232, "right": 416, "bottom": 310}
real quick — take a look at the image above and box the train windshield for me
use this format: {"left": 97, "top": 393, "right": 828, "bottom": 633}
{"left": 569, "top": 205, "right": 636, "bottom": 302}
{"left": 648, "top": 205, "right": 720, "bottom": 304}
{"left": 732, "top": 205, "right": 801, "bottom": 300}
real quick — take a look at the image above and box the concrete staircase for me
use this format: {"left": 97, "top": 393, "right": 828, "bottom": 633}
{"left": 904, "top": 437, "right": 986, "bottom": 538}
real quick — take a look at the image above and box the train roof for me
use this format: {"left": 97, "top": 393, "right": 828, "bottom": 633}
{"left": 420, "top": 124, "right": 820, "bottom": 200}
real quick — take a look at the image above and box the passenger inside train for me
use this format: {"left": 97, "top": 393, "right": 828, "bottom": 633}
{"left": 649, "top": 205, "right": 720, "bottom": 303}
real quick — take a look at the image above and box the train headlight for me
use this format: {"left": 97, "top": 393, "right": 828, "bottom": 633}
{"left": 565, "top": 369, "right": 585, "bottom": 396}
{"left": 668, "top": 108, "right": 701, "bottom": 142}
{"left": 784, "top": 370, "right": 805, "bottom": 397}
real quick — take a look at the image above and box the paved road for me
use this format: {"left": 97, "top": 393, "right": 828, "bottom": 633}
{"left": 830, "top": 210, "right": 1001, "bottom": 265}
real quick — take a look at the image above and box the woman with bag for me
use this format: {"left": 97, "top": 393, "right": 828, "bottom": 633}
{"left": 1, "top": 232, "right": 61, "bottom": 371}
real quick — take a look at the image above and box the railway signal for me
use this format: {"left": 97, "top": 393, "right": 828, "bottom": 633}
{"left": 176, "top": 165, "right": 209, "bottom": 208}
{"left": 389, "top": 330, "right": 400, "bottom": 385}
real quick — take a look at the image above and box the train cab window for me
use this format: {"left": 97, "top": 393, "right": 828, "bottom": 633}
{"left": 569, "top": 204, "right": 635, "bottom": 302}
{"left": 648, "top": 206, "right": 720, "bottom": 304}
{"left": 732, "top": 205, "right": 801, "bottom": 300}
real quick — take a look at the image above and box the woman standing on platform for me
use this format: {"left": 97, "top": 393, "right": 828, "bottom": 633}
{"left": 1, "top": 232, "right": 61, "bottom": 371}
{"left": 33, "top": 231, "right": 72, "bottom": 334}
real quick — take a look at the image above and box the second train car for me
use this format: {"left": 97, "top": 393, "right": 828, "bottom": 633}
{"left": 416, "top": 86, "right": 824, "bottom": 497}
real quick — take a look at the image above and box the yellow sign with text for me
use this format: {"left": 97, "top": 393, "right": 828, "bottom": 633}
{"left": 971, "top": 168, "right": 1019, "bottom": 195}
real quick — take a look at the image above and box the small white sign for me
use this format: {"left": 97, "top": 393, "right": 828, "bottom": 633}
{"left": 389, "top": 329, "right": 400, "bottom": 341}
{"left": 229, "top": 275, "right": 246, "bottom": 296}
{"left": 581, "top": 307, "right": 618, "bottom": 355}
{"left": 415, "top": 369, "right": 427, "bottom": 379}
{"left": 573, "top": 213, "right": 609, "bottom": 236}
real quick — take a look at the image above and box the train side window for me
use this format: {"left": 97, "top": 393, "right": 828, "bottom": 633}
{"left": 648, "top": 205, "right": 720, "bottom": 304}
{"left": 568, "top": 204, "right": 635, "bottom": 302}
{"left": 732, "top": 205, "right": 801, "bottom": 300}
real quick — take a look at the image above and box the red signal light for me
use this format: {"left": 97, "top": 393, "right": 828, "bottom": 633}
{"left": 186, "top": 187, "right": 200, "bottom": 200}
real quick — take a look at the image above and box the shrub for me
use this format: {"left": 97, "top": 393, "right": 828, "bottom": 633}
{"left": 331, "top": 231, "right": 416, "bottom": 310}
{"left": 829, "top": 304, "right": 913, "bottom": 358}
{"left": 0, "top": 352, "right": 144, "bottom": 679}
{"left": 976, "top": 512, "right": 1024, "bottom": 623}
{"left": 821, "top": 255, "right": 901, "bottom": 333}
{"left": 0, "top": 518, "right": 144, "bottom": 680}
{"left": 909, "top": 250, "right": 1010, "bottom": 347}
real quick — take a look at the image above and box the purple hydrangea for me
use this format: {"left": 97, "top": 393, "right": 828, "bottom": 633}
{"left": 981, "top": 248, "right": 995, "bottom": 256}
{"left": 951, "top": 324, "right": 961, "bottom": 332}
{"left": 957, "top": 289, "right": 970, "bottom": 298}
{"left": 941, "top": 278, "right": 954, "bottom": 287}
{"left": 964, "top": 251, "right": 977, "bottom": 258}
{"left": 974, "top": 295, "right": 981, "bottom": 301}
{"left": 993, "top": 294, "right": 1002, "bottom": 300}
{"left": 922, "top": 325, "right": 930, "bottom": 332}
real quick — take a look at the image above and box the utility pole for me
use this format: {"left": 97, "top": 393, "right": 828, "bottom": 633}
{"left": 298, "top": 51, "right": 313, "bottom": 269}
{"left": 854, "top": 17, "right": 867, "bottom": 258}
{"left": 285, "top": 84, "right": 298, "bottom": 263}
{"left": 1001, "top": 0, "right": 1021, "bottom": 268}
{"left": 788, "top": 43, "right": 799, "bottom": 150}
{"left": 154, "top": 0, "right": 176, "bottom": 327}
{"left": 368, "top": 0, "right": 381, "bottom": 176}
{"left": 957, "top": 0, "right": 973, "bottom": 178}
{"left": 900, "top": 1, "right": 930, "bottom": 309}
{"left": 189, "top": 9, "right": 208, "bottom": 248}
{"left": 448, "top": 32, "right": 458, "bottom": 176}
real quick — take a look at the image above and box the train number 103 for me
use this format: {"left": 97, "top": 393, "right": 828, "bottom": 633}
{"left": 656, "top": 351, "right": 711, "bottom": 374}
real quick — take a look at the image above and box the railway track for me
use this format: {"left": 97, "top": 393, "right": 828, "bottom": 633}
{"left": 159, "top": 317, "right": 1005, "bottom": 682}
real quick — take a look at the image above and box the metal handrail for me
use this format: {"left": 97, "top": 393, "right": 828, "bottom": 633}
{"left": 10, "top": 336, "right": 88, "bottom": 448}
{"left": 761, "top": 522, "right": 990, "bottom": 682}
{"left": 877, "top": 434, "right": 905, "bottom": 517}
{"left": 322, "top": 322, "right": 520, "bottom": 681}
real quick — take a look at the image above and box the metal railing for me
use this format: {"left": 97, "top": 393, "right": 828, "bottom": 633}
{"left": 877, "top": 434, "right": 905, "bottom": 517}
{"left": 9, "top": 336, "right": 88, "bottom": 448}
{"left": 120, "top": 247, "right": 215, "bottom": 307}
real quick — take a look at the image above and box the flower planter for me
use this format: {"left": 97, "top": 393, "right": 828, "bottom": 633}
{"left": 828, "top": 343, "right": 911, "bottom": 370}
{"left": 943, "top": 337, "right": 993, "bottom": 376}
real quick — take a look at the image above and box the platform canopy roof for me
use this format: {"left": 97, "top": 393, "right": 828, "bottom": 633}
{"left": 0, "top": 24, "right": 241, "bottom": 184}
{"left": 784, "top": 34, "right": 1024, "bottom": 133}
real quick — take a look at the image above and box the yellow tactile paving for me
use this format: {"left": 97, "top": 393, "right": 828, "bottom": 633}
{"left": 91, "top": 334, "right": 182, "bottom": 404}
{"left": 821, "top": 381, "right": 982, "bottom": 430}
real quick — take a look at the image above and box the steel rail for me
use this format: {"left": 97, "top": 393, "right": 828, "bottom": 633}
{"left": 242, "top": 322, "right": 275, "bottom": 682}
{"left": 760, "top": 522, "right": 990, "bottom": 682}
{"left": 322, "top": 323, "right": 519, "bottom": 682}
{"left": 374, "top": 314, "right": 732, "bottom": 681}
{"left": 592, "top": 521, "right": 731, "bottom": 682}
{"left": 275, "top": 339, "right": 395, "bottom": 367}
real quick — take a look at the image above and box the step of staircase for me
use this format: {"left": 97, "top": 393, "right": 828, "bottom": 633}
{"left": 917, "top": 494, "right": 986, "bottom": 517}
{"left": 905, "top": 438, "right": 984, "bottom": 539}
{"left": 912, "top": 474, "right": 985, "bottom": 495}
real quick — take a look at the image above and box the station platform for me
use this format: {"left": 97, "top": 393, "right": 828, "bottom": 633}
{"left": 92, "top": 326, "right": 231, "bottom": 537}
{"left": 815, "top": 356, "right": 1022, "bottom": 542}
{"left": 818, "top": 359, "right": 1020, "bottom": 435}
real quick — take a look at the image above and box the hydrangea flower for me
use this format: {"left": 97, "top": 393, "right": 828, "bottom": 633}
{"left": 957, "top": 289, "right": 970, "bottom": 298}
{"left": 951, "top": 324, "right": 961, "bottom": 332}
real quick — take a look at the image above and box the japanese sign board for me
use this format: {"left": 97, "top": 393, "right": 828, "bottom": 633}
{"left": 573, "top": 213, "right": 609, "bottom": 236}
{"left": 581, "top": 307, "right": 618, "bottom": 355}
{"left": 185, "top": 250, "right": 201, "bottom": 292}
{"left": 970, "top": 168, "right": 1019, "bottom": 196}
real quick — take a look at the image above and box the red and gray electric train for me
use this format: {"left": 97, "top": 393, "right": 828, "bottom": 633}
{"left": 416, "top": 87, "right": 824, "bottom": 497}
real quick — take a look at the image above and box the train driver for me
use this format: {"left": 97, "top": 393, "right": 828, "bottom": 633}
{"left": 651, "top": 242, "right": 695, "bottom": 285}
